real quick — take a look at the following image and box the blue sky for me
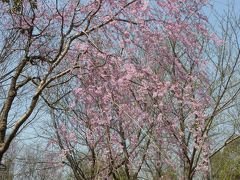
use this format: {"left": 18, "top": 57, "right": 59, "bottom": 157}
{"left": 207, "top": 0, "right": 240, "bottom": 22}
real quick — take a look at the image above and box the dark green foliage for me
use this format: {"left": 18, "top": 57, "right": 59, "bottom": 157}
{"left": 211, "top": 138, "right": 240, "bottom": 180}
{"left": 1, "top": 0, "right": 37, "bottom": 11}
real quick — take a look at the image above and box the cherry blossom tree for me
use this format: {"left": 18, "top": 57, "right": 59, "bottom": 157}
{"left": 41, "top": 0, "right": 221, "bottom": 179}
{"left": 0, "top": 0, "right": 148, "bottom": 166}
{"left": 2, "top": 0, "right": 236, "bottom": 179}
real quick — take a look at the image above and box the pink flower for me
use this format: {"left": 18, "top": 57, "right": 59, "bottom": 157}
{"left": 140, "top": 0, "right": 149, "bottom": 11}
{"left": 73, "top": 88, "right": 83, "bottom": 95}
